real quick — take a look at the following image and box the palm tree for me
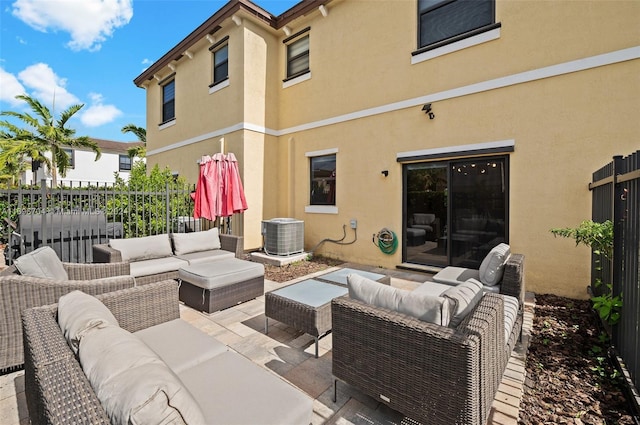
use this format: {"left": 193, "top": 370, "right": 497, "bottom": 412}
{"left": 0, "top": 141, "right": 28, "bottom": 188}
{"left": 121, "top": 124, "right": 146, "bottom": 158}
{"left": 0, "top": 94, "right": 101, "bottom": 187}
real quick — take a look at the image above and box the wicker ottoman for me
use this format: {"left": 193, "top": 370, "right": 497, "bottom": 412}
{"left": 406, "top": 227, "right": 427, "bottom": 246}
{"left": 178, "top": 259, "right": 264, "bottom": 313}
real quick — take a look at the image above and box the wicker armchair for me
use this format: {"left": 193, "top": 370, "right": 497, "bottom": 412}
{"left": 0, "top": 261, "right": 134, "bottom": 373}
{"left": 332, "top": 254, "right": 525, "bottom": 425}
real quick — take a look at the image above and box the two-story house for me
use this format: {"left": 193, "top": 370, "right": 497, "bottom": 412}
{"left": 134, "top": 0, "right": 639, "bottom": 298}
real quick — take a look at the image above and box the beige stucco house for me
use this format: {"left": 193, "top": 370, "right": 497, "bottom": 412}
{"left": 134, "top": 0, "right": 640, "bottom": 299}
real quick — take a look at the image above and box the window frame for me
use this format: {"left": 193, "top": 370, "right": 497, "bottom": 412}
{"left": 283, "top": 27, "right": 310, "bottom": 82}
{"left": 308, "top": 153, "right": 336, "bottom": 207}
{"left": 416, "top": 0, "right": 497, "bottom": 54}
{"left": 119, "top": 154, "right": 132, "bottom": 171}
{"left": 161, "top": 77, "right": 176, "bottom": 124}
{"left": 209, "top": 37, "right": 229, "bottom": 87}
{"left": 62, "top": 148, "right": 74, "bottom": 169}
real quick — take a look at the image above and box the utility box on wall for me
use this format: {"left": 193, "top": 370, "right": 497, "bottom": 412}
{"left": 261, "top": 218, "right": 304, "bottom": 256}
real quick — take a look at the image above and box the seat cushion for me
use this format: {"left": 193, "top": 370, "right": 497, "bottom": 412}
{"left": 134, "top": 319, "right": 227, "bottom": 374}
{"left": 57, "top": 290, "right": 119, "bottom": 355}
{"left": 347, "top": 274, "right": 451, "bottom": 326}
{"left": 178, "top": 259, "right": 264, "bottom": 290}
{"left": 441, "top": 278, "right": 485, "bottom": 328}
{"left": 172, "top": 228, "right": 221, "bottom": 256}
{"left": 176, "top": 249, "right": 234, "bottom": 265}
{"left": 79, "top": 324, "right": 206, "bottom": 425}
{"left": 479, "top": 243, "right": 511, "bottom": 286}
{"left": 432, "top": 266, "right": 480, "bottom": 286}
{"left": 109, "top": 234, "right": 173, "bottom": 262}
{"left": 503, "top": 294, "right": 520, "bottom": 344}
{"left": 129, "top": 256, "right": 189, "bottom": 278}
{"left": 14, "top": 246, "right": 68, "bottom": 280}
{"left": 412, "top": 281, "right": 453, "bottom": 297}
{"left": 178, "top": 351, "right": 313, "bottom": 425}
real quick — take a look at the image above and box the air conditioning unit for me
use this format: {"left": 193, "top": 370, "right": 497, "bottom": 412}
{"left": 262, "top": 218, "right": 304, "bottom": 256}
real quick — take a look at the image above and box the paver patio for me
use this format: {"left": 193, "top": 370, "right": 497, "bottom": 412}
{"left": 0, "top": 263, "right": 534, "bottom": 425}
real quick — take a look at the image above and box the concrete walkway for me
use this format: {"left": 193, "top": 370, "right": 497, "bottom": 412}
{"left": 0, "top": 265, "right": 534, "bottom": 425}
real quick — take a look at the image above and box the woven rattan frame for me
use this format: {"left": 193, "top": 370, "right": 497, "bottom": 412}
{"left": 22, "top": 279, "right": 179, "bottom": 424}
{"left": 179, "top": 275, "right": 264, "bottom": 313}
{"left": 0, "top": 261, "right": 133, "bottom": 374}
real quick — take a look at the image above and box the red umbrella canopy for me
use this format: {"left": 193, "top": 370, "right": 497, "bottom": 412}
{"left": 193, "top": 152, "right": 247, "bottom": 220}
{"left": 224, "top": 153, "right": 248, "bottom": 216}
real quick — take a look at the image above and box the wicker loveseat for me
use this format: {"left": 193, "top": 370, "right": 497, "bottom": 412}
{"left": 22, "top": 280, "right": 313, "bottom": 424}
{"left": 332, "top": 254, "right": 525, "bottom": 425}
{"left": 0, "top": 257, "right": 134, "bottom": 373}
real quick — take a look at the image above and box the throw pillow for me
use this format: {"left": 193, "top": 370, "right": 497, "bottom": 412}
{"left": 109, "top": 234, "right": 173, "bottom": 262}
{"left": 172, "top": 228, "right": 221, "bottom": 256}
{"left": 347, "top": 273, "right": 451, "bottom": 326}
{"left": 479, "top": 243, "right": 511, "bottom": 286}
{"left": 58, "top": 290, "right": 119, "bottom": 355}
{"left": 442, "top": 278, "right": 484, "bottom": 328}
{"left": 14, "top": 246, "right": 68, "bottom": 280}
{"left": 79, "top": 324, "right": 206, "bottom": 425}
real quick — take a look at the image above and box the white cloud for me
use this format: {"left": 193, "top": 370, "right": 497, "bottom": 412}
{"left": 80, "top": 92, "right": 122, "bottom": 127}
{"left": 141, "top": 58, "right": 151, "bottom": 65}
{"left": 11, "top": 0, "right": 133, "bottom": 51}
{"left": 0, "top": 67, "right": 27, "bottom": 106}
{"left": 17, "top": 63, "right": 80, "bottom": 109}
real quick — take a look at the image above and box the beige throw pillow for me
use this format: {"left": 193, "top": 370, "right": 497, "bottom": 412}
{"left": 57, "top": 290, "right": 119, "bottom": 355}
{"left": 347, "top": 273, "right": 451, "bottom": 326}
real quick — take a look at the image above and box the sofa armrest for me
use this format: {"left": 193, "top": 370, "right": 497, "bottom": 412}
{"left": 63, "top": 261, "right": 130, "bottom": 280}
{"left": 220, "top": 234, "right": 244, "bottom": 258}
{"left": 22, "top": 306, "right": 111, "bottom": 425}
{"left": 92, "top": 243, "right": 122, "bottom": 263}
{"left": 500, "top": 253, "right": 525, "bottom": 306}
{"left": 94, "top": 279, "right": 180, "bottom": 333}
{"left": 332, "top": 294, "right": 502, "bottom": 425}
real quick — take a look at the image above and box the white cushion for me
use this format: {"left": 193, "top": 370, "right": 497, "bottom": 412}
{"left": 129, "top": 256, "right": 188, "bottom": 278}
{"left": 347, "top": 274, "right": 451, "bottom": 326}
{"left": 441, "top": 278, "right": 485, "bottom": 328}
{"left": 14, "top": 246, "right": 68, "bottom": 280}
{"left": 57, "top": 291, "right": 119, "bottom": 355}
{"left": 413, "top": 213, "right": 435, "bottom": 225}
{"left": 109, "top": 234, "right": 173, "bottom": 262}
{"left": 172, "top": 228, "right": 221, "bottom": 256}
{"left": 175, "top": 249, "right": 234, "bottom": 265}
{"left": 479, "top": 243, "right": 511, "bottom": 286}
{"left": 79, "top": 324, "right": 206, "bottom": 425}
{"left": 503, "top": 294, "right": 520, "bottom": 344}
{"left": 432, "top": 266, "right": 480, "bottom": 286}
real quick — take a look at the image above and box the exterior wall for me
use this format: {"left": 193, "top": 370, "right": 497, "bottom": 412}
{"left": 140, "top": 0, "right": 640, "bottom": 299}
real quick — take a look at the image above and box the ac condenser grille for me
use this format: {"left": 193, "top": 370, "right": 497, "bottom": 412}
{"left": 262, "top": 218, "right": 304, "bottom": 256}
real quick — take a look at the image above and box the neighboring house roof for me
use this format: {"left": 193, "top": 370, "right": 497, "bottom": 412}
{"left": 90, "top": 138, "right": 144, "bottom": 155}
{"left": 134, "top": 0, "right": 330, "bottom": 87}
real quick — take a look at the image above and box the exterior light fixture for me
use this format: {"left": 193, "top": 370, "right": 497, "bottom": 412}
{"left": 422, "top": 103, "right": 435, "bottom": 119}
{"left": 381, "top": 170, "right": 389, "bottom": 177}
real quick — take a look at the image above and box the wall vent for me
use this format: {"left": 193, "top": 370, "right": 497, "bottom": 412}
{"left": 261, "top": 218, "right": 304, "bottom": 256}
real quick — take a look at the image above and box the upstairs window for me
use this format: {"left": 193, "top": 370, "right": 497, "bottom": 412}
{"left": 162, "top": 79, "right": 175, "bottom": 123}
{"left": 211, "top": 40, "right": 229, "bottom": 86}
{"left": 119, "top": 154, "right": 132, "bottom": 171}
{"left": 310, "top": 154, "right": 336, "bottom": 206}
{"left": 285, "top": 31, "right": 310, "bottom": 80}
{"left": 62, "top": 148, "right": 74, "bottom": 169}
{"left": 418, "top": 0, "right": 494, "bottom": 49}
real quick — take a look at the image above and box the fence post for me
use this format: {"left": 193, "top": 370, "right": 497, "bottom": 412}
{"left": 612, "top": 156, "right": 624, "bottom": 301}
{"left": 166, "top": 182, "right": 171, "bottom": 234}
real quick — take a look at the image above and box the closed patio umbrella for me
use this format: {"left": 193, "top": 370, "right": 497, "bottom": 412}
{"left": 224, "top": 153, "right": 248, "bottom": 216}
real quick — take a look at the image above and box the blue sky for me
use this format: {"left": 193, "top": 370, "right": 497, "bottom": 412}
{"left": 0, "top": 0, "right": 298, "bottom": 143}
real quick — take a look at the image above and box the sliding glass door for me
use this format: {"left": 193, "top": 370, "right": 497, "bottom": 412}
{"left": 404, "top": 156, "right": 508, "bottom": 268}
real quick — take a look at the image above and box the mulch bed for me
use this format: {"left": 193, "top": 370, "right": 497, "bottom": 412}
{"left": 262, "top": 255, "right": 344, "bottom": 282}
{"left": 519, "top": 294, "right": 635, "bottom": 424}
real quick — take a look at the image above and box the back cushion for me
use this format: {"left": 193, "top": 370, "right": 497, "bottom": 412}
{"left": 347, "top": 274, "right": 451, "bottom": 326}
{"left": 479, "top": 243, "right": 511, "bottom": 286}
{"left": 58, "top": 290, "right": 119, "bottom": 355}
{"left": 109, "top": 234, "right": 173, "bottom": 262}
{"left": 14, "top": 246, "right": 68, "bottom": 280}
{"left": 172, "top": 228, "right": 221, "bottom": 256}
{"left": 442, "top": 278, "right": 484, "bottom": 328}
{"left": 79, "top": 324, "right": 206, "bottom": 425}
{"left": 413, "top": 213, "right": 435, "bottom": 225}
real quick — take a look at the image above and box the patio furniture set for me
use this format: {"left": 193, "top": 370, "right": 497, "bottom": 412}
{"left": 2, "top": 224, "right": 525, "bottom": 425}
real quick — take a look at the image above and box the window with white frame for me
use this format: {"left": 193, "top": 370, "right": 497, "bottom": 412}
{"left": 284, "top": 29, "right": 310, "bottom": 80}
{"left": 418, "top": 0, "right": 495, "bottom": 49}
{"left": 62, "top": 148, "right": 74, "bottom": 169}
{"left": 210, "top": 38, "right": 229, "bottom": 86}
{"left": 119, "top": 154, "right": 131, "bottom": 171}
{"left": 161, "top": 79, "right": 175, "bottom": 123}
{"left": 310, "top": 154, "right": 336, "bottom": 206}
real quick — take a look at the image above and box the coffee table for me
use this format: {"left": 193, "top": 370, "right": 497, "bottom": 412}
{"left": 264, "top": 268, "right": 389, "bottom": 357}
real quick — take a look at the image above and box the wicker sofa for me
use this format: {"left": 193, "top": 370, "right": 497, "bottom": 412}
{"left": 332, "top": 254, "right": 525, "bottom": 425}
{"left": 22, "top": 280, "right": 313, "bottom": 424}
{"left": 0, "top": 258, "right": 134, "bottom": 374}
{"left": 92, "top": 228, "right": 244, "bottom": 285}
